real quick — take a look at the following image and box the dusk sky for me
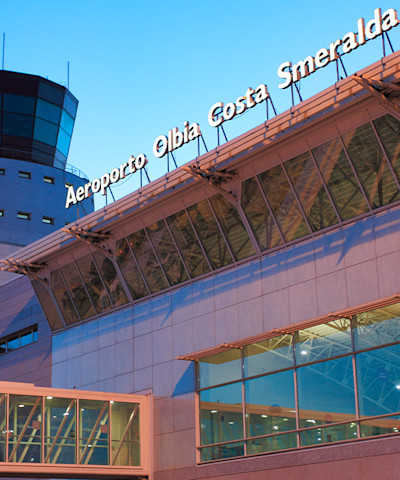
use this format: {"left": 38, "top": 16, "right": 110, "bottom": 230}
{"left": 3, "top": 0, "right": 400, "bottom": 208}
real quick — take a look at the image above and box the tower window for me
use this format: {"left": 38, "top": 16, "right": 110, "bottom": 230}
{"left": 17, "top": 212, "right": 31, "bottom": 220}
{"left": 43, "top": 176, "right": 55, "bottom": 184}
{"left": 0, "top": 210, "right": 4, "bottom": 217}
{"left": 19, "top": 171, "right": 31, "bottom": 179}
{"left": 42, "top": 216, "right": 54, "bottom": 225}
{"left": 0, "top": 169, "right": 5, "bottom": 175}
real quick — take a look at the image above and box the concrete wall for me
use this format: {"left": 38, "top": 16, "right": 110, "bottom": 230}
{"left": 48, "top": 203, "right": 400, "bottom": 479}
{"left": 0, "top": 275, "right": 52, "bottom": 386}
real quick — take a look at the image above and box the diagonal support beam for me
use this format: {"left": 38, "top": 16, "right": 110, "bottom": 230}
{"left": 0, "top": 259, "right": 47, "bottom": 284}
{"left": 183, "top": 165, "right": 238, "bottom": 205}
{"left": 62, "top": 226, "right": 113, "bottom": 257}
{"left": 352, "top": 74, "right": 400, "bottom": 121}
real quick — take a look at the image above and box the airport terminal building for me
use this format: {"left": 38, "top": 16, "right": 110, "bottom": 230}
{"left": 1, "top": 49, "right": 400, "bottom": 479}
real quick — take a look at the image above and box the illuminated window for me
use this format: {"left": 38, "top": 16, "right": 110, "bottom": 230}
{"left": 0, "top": 210, "right": 4, "bottom": 217}
{"left": 42, "top": 216, "right": 54, "bottom": 225}
{"left": 17, "top": 212, "right": 31, "bottom": 220}
{"left": 18, "top": 171, "right": 31, "bottom": 179}
{"left": 0, "top": 168, "right": 5, "bottom": 175}
{"left": 43, "top": 176, "right": 55, "bottom": 184}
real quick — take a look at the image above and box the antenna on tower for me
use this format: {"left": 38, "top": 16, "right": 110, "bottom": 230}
{"left": 2, "top": 33, "right": 5, "bottom": 70}
{"left": 67, "top": 61, "right": 70, "bottom": 90}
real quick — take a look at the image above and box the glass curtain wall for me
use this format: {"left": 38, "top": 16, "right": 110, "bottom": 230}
{"left": 198, "top": 303, "right": 400, "bottom": 461}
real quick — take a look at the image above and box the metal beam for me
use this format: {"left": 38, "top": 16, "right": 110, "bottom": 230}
{"left": 62, "top": 227, "right": 113, "bottom": 257}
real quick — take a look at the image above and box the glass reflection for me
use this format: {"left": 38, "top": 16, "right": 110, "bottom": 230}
{"left": 31, "top": 279, "right": 64, "bottom": 330}
{"left": 199, "top": 350, "right": 242, "bottom": 389}
{"left": 146, "top": 220, "right": 188, "bottom": 285}
{"left": 285, "top": 152, "right": 338, "bottom": 231}
{"left": 75, "top": 254, "right": 112, "bottom": 313}
{"left": 60, "top": 263, "right": 95, "bottom": 320}
{"left": 343, "top": 123, "right": 400, "bottom": 208}
{"left": 373, "top": 114, "right": 400, "bottom": 182}
{"left": 300, "top": 423, "right": 355, "bottom": 446}
{"left": 356, "top": 344, "right": 400, "bottom": 418}
{"left": 200, "top": 383, "right": 243, "bottom": 445}
{"left": 111, "top": 402, "right": 140, "bottom": 466}
{"left": 354, "top": 304, "right": 400, "bottom": 350}
{"left": 209, "top": 194, "right": 256, "bottom": 261}
{"left": 167, "top": 210, "right": 211, "bottom": 278}
{"left": 244, "top": 335, "right": 293, "bottom": 377}
{"left": 115, "top": 238, "right": 149, "bottom": 300}
{"left": 241, "top": 177, "right": 282, "bottom": 251}
{"left": 127, "top": 230, "right": 169, "bottom": 293}
{"left": 258, "top": 165, "right": 310, "bottom": 242}
{"left": 247, "top": 433, "right": 296, "bottom": 455}
{"left": 313, "top": 137, "right": 369, "bottom": 220}
{"left": 360, "top": 415, "right": 400, "bottom": 437}
{"left": 51, "top": 269, "right": 80, "bottom": 325}
{"left": 187, "top": 199, "right": 233, "bottom": 269}
{"left": 297, "top": 357, "right": 355, "bottom": 427}
{"left": 200, "top": 442, "right": 244, "bottom": 461}
{"left": 294, "top": 318, "right": 352, "bottom": 364}
{"left": 79, "top": 400, "right": 109, "bottom": 465}
{"left": 92, "top": 252, "right": 129, "bottom": 308}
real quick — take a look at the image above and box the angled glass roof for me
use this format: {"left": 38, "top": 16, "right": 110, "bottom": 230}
{"left": 32, "top": 113, "right": 400, "bottom": 331}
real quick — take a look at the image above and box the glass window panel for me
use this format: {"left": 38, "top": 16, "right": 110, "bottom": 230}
{"left": 353, "top": 303, "right": 400, "bottom": 350}
{"left": 31, "top": 279, "right": 64, "bottom": 330}
{"left": 111, "top": 402, "right": 140, "bottom": 466}
{"left": 258, "top": 165, "right": 310, "bottom": 242}
{"left": 36, "top": 99, "right": 61, "bottom": 124}
{"left": 313, "top": 137, "right": 369, "bottom": 220}
{"left": 115, "top": 238, "right": 149, "bottom": 300}
{"left": 34, "top": 117, "right": 58, "bottom": 146}
{"left": 373, "top": 114, "right": 400, "bottom": 182}
{"left": 146, "top": 220, "right": 188, "bottom": 285}
{"left": 187, "top": 199, "right": 233, "bottom": 269}
{"left": 244, "top": 334, "right": 293, "bottom": 377}
{"left": 200, "top": 442, "right": 244, "bottom": 461}
{"left": 3, "top": 93, "right": 35, "bottom": 114}
{"left": 356, "top": 344, "right": 400, "bottom": 418}
{"left": 297, "top": 356, "right": 356, "bottom": 427}
{"left": 0, "top": 394, "right": 6, "bottom": 461}
{"left": 63, "top": 93, "right": 78, "bottom": 117}
{"left": 127, "top": 230, "right": 169, "bottom": 293}
{"left": 79, "top": 400, "right": 109, "bottom": 465}
{"left": 167, "top": 210, "right": 211, "bottom": 278}
{"left": 247, "top": 432, "right": 297, "bottom": 455}
{"left": 198, "top": 350, "right": 242, "bottom": 389}
{"left": 360, "top": 415, "right": 400, "bottom": 438}
{"left": 300, "top": 423, "right": 356, "bottom": 446}
{"left": 51, "top": 269, "right": 80, "bottom": 325}
{"left": 19, "top": 331, "right": 32, "bottom": 347}
{"left": 210, "top": 194, "right": 256, "bottom": 261}
{"left": 44, "top": 397, "right": 76, "bottom": 464}
{"left": 9, "top": 395, "right": 42, "bottom": 463}
{"left": 294, "top": 318, "right": 352, "bottom": 365}
{"left": 75, "top": 254, "right": 112, "bottom": 313}
{"left": 92, "top": 251, "right": 129, "bottom": 307}
{"left": 245, "top": 371, "right": 296, "bottom": 438}
{"left": 56, "top": 128, "right": 71, "bottom": 156}
{"left": 39, "top": 82, "right": 64, "bottom": 105}
{"left": 285, "top": 152, "right": 338, "bottom": 231}
{"left": 342, "top": 123, "right": 400, "bottom": 208}
{"left": 241, "top": 177, "right": 282, "bottom": 251}
{"left": 7, "top": 336, "right": 19, "bottom": 350}
{"left": 60, "top": 263, "right": 96, "bottom": 320}
{"left": 3, "top": 112, "right": 34, "bottom": 137}
{"left": 60, "top": 109, "right": 74, "bottom": 135}
{"left": 200, "top": 383, "right": 243, "bottom": 445}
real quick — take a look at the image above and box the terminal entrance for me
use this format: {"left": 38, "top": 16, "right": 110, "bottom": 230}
{"left": 0, "top": 381, "right": 151, "bottom": 478}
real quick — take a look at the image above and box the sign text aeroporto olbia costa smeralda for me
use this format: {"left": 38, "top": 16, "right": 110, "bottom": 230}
{"left": 65, "top": 7, "right": 399, "bottom": 209}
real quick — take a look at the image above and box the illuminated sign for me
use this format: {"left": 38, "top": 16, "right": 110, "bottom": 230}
{"left": 277, "top": 7, "right": 399, "bottom": 89}
{"left": 153, "top": 122, "right": 201, "bottom": 158}
{"left": 65, "top": 154, "right": 147, "bottom": 208}
{"left": 208, "top": 84, "right": 269, "bottom": 127}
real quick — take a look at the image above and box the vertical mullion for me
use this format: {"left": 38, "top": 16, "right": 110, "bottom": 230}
{"left": 144, "top": 227, "right": 171, "bottom": 289}
{"left": 163, "top": 218, "right": 192, "bottom": 280}
{"left": 5, "top": 393, "right": 9, "bottom": 463}
{"left": 236, "top": 201, "right": 262, "bottom": 256}
{"left": 41, "top": 396, "right": 45, "bottom": 463}
{"left": 74, "top": 260, "right": 98, "bottom": 315}
{"left": 369, "top": 115, "right": 400, "bottom": 191}
{"left": 184, "top": 208, "right": 214, "bottom": 272}
{"left": 292, "top": 333, "right": 300, "bottom": 448}
{"left": 240, "top": 348, "right": 247, "bottom": 456}
{"left": 108, "top": 401, "right": 112, "bottom": 466}
{"left": 337, "top": 129, "right": 373, "bottom": 211}
{"left": 124, "top": 236, "right": 153, "bottom": 298}
{"left": 253, "top": 171, "right": 286, "bottom": 246}
{"left": 90, "top": 253, "right": 116, "bottom": 308}
{"left": 76, "top": 398, "right": 80, "bottom": 465}
{"left": 306, "top": 142, "right": 342, "bottom": 224}
{"left": 280, "top": 160, "right": 314, "bottom": 235}
{"left": 109, "top": 255, "right": 136, "bottom": 306}
{"left": 350, "top": 315, "right": 361, "bottom": 440}
{"left": 206, "top": 197, "right": 236, "bottom": 263}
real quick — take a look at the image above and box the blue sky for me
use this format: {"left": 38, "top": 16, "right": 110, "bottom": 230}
{"left": 3, "top": 1, "right": 400, "bottom": 209}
